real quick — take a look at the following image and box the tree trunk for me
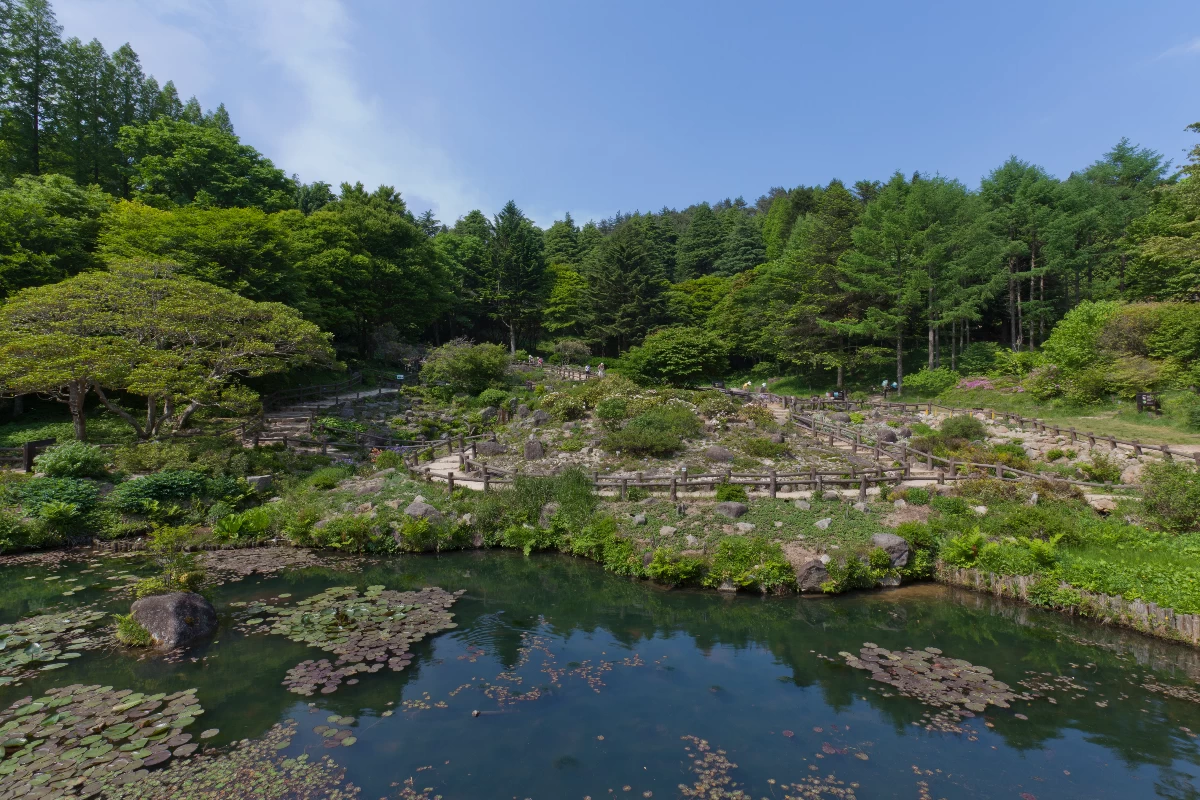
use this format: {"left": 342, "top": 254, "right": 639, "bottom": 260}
{"left": 837, "top": 334, "right": 845, "bottom": 391}
{"left": 1119, "top": 253, "right": 1126, "bottom": 294}
{"left": 146, "top": 396, "right": 157, "bottom": 436}
{"left": 950, "top": 320, "right": 957, "bottom": 372}
{"left": 68, "top": 381, "right": 88, "bottom": 441}
{"left": 91, "top": 384, "right": 146, "bottom": 439}
{"left": 895, "top": 330, "right": 904, "bottom": 392}
{"left": 508, "top": 323, "right": 516, "bottom": 355}
{"left": 176, "top": 400, "right": 203, "bottom": 431}
{"left": 1007, "top": 257, "right": 1018, "bottom": 352}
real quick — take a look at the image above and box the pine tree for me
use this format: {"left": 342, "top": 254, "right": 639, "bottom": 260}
{"left": 675, "top": 202, "right": 723, "bottom": 280}
{"left": 59, "top": 37, "right": 112, "bottom": 186}
{"left": 542, "top": 212, "right": 579, "bottom": 264}
{"left": 154, "top": 80, "right": 183, "bottom": 120}
{"left": 584, "top": 219, "right": 667, "bottom": 353}
{"left": 714, "top": 211, "right": 765, "bottom": 275}
{"left": 487, "top": 200, "right": 545, "bottom": 353}
{"left": 206, "top": 103, "right": 234, "bottom": 135}
{"left": 784, "top": 179, "right": 858, "bottom": 266}
{"left": 761, "top": 193, "right": 796, "bottom": 261}
{"left": 576, "top": 220, "right": 603, "bottom": 263}
{"left": 453, "top": 209, "right": 492, "bottom": 242}
{"left": 2, "top": 0, "right": 63, "bottom": 176}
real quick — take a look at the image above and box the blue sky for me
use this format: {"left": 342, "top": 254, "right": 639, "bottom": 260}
{"left": 57, "top": 0, "right": 1200, "bottom": 227}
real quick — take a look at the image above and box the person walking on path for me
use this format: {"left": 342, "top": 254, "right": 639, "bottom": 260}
{"left": 584, "top": 364, "right": 591, "bottom": 378}
{"left": 597, "top": 362, "right": 606, "bottom": 378}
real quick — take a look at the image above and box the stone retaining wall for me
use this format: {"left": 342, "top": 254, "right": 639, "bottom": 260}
{"left": 937, "top": 563, "right": 1200, "bottom": 646}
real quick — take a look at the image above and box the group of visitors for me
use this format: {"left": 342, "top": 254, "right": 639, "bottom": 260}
{"left": 583, "top": 363, "right": 606, "bottom": 378}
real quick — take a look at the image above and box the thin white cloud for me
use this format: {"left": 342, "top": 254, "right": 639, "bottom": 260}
{"left": 1158, "top": 36, "right": 1200, "bottom": 59}
{"left": 58, "top": 0, "right": 485, "bottom": 221}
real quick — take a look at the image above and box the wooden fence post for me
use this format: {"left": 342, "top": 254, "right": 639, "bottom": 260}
{"left": 937, "top": 470, "right": 945, "bottom": 485}
{"left": 858, "top": 476, "right": 867, "bottom": 501}
{"left": 670, "top": 477, "right": 678, "bottom": 502}
{"left": 621, "top": 478, "right": 628, "bottom": 500}
{"left": 447, "top": 471, "right": 455, "bottom": 492}
{"left": 769, "top": 470, "right": 777, "bottom": 499}
{"left": 483, "top": 469, "right": 490, "bottom": 492}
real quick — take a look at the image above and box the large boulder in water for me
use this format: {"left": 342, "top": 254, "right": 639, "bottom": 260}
{"left": 130, "top": 592, "right": 217, "bottom": 649}
{"left": 796, "top": 560, "right": 830, "bottom": 592}
{"left": 870, "top": 532, "right": 910, "bottom": 568}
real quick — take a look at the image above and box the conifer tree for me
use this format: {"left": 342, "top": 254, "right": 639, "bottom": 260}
{"left": 675, "top": 202, "right": 724, "bottom": 280}
{"left": 487, "top": 200, "right": 545, "bottom": 353}
{"left": 584, "top": 219, "right": 667, "bottom": 353}
{"left": 714, "top": 211, "right": 766, "bottom": 275}
{"left": 2, "top": 0, "right": 63, "bottom": 175}
{"left": 543, "top": 212, "right": 580, "bottom": 264}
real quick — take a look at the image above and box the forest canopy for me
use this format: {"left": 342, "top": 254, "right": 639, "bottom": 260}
{"left": 1, "top": 0, "right": 1199, "bottom": 400}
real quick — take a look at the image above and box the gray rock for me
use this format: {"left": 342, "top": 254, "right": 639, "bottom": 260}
{"left": 893, "top": 498, "right": 908, "bottom": 510}
{"left": 353, "top": 478, "right": 384, "bottom": 496}
{"left": 685, "top": 534, "right": 700, "bottom": 547}
{"left": 530, "top": 409, "right": 550, "bottom": 426}
{"left": 704, "top": 446, "right": 734, "bottom": 462}
{"left": 898, "top": 427, "right": 912, "bottom": 438}
{"left": 717, "top": 580, "right": 738, "bottom": 593}
{"left": 516, "top": 404, "right": 531, "bottom": 419}
{"left": 562, "top": 422, "right": 576, "bottom": 431}
{"left": 877, "top": 429, "right": 898, "bottom": 444}
{"left": 971, "top": 505, "right": 988, "bottom": 516}
{"left": 460, "top": 513, "right": 475, "bottom": 526}
{"left": 642, "top": 551, "right": 654, "bottom": 567}
{"left": 877, "top": 575, "right": 902, "bottom": 587}
{"left": 475, "top": 440, "right": 508, "bottom": 456}
{"left": 523, "top": 438, "right": 545, "bottom": 460}
{"left": 853, "top": 501, "right": 869, "bottom": 513}
{"left": 735, "top": 522, "right": 756, "bottom": 533}
{"left": 1026, "top": 492, "right": 1039, "bottom": 506}
{"left": 831, "top": 412, "right": 852, "bottom": 423}
{"left": 768, "top": 433, "right": 785, "bottom": 444}
{"left": 480, "top": 406, "right": 499, "bottom": 423}
{"left": 714, "top": 501, "right": 749, "bottom": 519}
{"left": 130, "top": 592, "right": 217, "bottom": 649}
{"left": 246, "top": 474, "right": 273, "bottom": 493}
{"left": 870, "top": 532, "right": 910, "bottom": 568}
{"left": 797, "top": 560, "right": 830, "bottom": 592}
{"left": 814, "top": 518, "right": 832, "bottom": 530}
{"left": 632, "top": 514, "right": 647, "bottom": 526}
{"left": 774, "top": 520, "right": 784, "bottom": 528}
{"left": 338, "top": 405, "right": 355, "bottom": 419}
{"left": 404, "top": 501, "right": 444, "bottom": 523}
{"left": 659, "top": 525, "right": 677, "bottom": 537}
{"left": 795, "top": 500, "right": 811, "bottom": 510}
{"left": 539, "top": 502, "right": 560, "bottom": 528}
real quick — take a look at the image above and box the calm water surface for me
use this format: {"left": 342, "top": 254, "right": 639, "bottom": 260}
{"left": 4, "top": 550, "right": 1200, "bottom": 799}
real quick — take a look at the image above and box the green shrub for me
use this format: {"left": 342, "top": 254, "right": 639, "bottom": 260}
{"left": 0, "top": 511, "right": 39, "bottom": 553}
{"left": 958, "top": 342, "right": 1000, "bottom": 375}
{"left": 618, "top": 326, "right": 728, "bottom": 387}
{"left": 7, "top": 477, "right": 99, "bottom": 515}
{"left": 605, "top": 425, "right": 681, "bottom": 457}
{"left": 903, "top": 487, "right": 930, "bottom": 506}
{"left": 703, "top": 536, "right": 794, "bottom": 593}
{"left": 696, "top": 392, "right": 737, "bottom": 418}
{"left": 213, "top": 507, "right": 270, "bottom": 542}
{"left": 903, "top": 368, "right": 960, "bottom": 395}
{"left": 595, "top": 397, "right": 629, "bottom": 430}
{"left": 941, "top": 530, "right": 988, "bottom": 567}
{"left": 1046, "top": 448, "right": 1066, "bottom": 462}
{"left": 373, "top": 450, "right": 404, "bottom": 470}
{"left": 867, "top": 547, "right": 893, "bottom": 570}
{"left": 1079, "top": 451, "right": 1122, "bottom": 484}
{"left": 714, "top": 482, "right": 749, "bottom": 503}
{"left": 939, "top": 415, "right": 987, "bottom": 441}
{"left": 848, "top": 411, "right": 865, "bottom": 425}
{"left": 821, "top": 556, "right": 878, "bottom": 593}
{"left": 109, "top": 471, "right": 212, "bottom": 513}
{"left": 37, "top": 500, "right": 82, "bottom": 530}
{"left": 740, "top": 437, "right": 787, "bottom": 458}
{"left": 1142, "top": 461, "right": 1200, "bottom": 532}
{"left": 114, "top": 615, "right": 154, "bottom": 647}
{"left": 625, "top": 486, "right": 649, "bottom": 502}
{"left": 476, "top": 388, "right": 510, "bottom": 408}
{"left": 646, "top": 548, "right": 707, "bottom": 586}
{"left": 561, "top": 516, "right": 642, "bottom": 575}
{"left": 33, "top": 441, "right": 109, "bottom": 478}
{"left": 112, "top": 441, "right": 192, "bottom": 474}
{"left": 308, "top": 466, "right": 353, "bottom": 490}
{"left": 546, "top": 393, "right": 588, "bottom": 421}
{"left": 1188, "top": 404, "right": 1200, "bottom": 432}
{"left": 420, "top": 339, "right": 510, "bottom": 396}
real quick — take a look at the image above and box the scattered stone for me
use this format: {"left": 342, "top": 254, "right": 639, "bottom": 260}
{"left": 529, "top": 409, "right": 550, "bottom": 426}
{"left": 831, "top": 412, "right": 852, "bottom": 423}
{"left": 1121, "top": 463, "right": 1144, "bottom": 485}
{"left": 768, "top": 433, "right": 785, "bottom": 444}
{"left": 795, "top": 500, "right": 811, "bottom": 510}
{"left": 704, "top": 446, "right": 734, "bottom": 462}
{"left": 971, "top": 505, "right": 988, "bottom": 516}
{"left": 1089, "top": 497, "right": 1118, "bottom": 513}
{"left": 685, "top": 535, "right": 700, "bottom": 547}
{"left": 523, "top": 438, "right": 545, "bottom": 460}
{"left": 460, "top": 513, "right": 475, "bottom": 527}
{"left": 404, "top": 501, "right": 445, "bottom": 523}
{"left": 774, "top": 520, "right": 783, "bottom": 528}
{"left": 516, "top": 404, "right": 531, "bottom": 419}
{"left": 717, "top": 580, "right": 738, "bottom": 593}
{"left": 475, "top": 440, "right": 508, "bottom": 456}
{"left": 659, "top": 526, "right": 678, "bottom": 537}
{"left": 894, "top": 498, "right": 908, "bottom": 510}
{"left": 876, "top": 429, "right": 898, "bottom": 444}
{"left": 480, "top": 406, "right": 499, "bottom": 423}
{"left": 384, "top": 498, "right": 403, "bottom": 509}
{"left": 735, "top": 522, "right": 756, "bottom": 533}
{"left": 538, "top": 502, "right": 560, "bottom": 528}
{"left": 355, "top": 501, "right": 375, "bottom": 515}
{"left": 714, "top": 501, "right": 749, "bottom": 519}
{"left": 814, "top": 518, "right": 832, "bottom": 530}
{"left": 631, "top": 514, "right": 647, "bottom": 526}
{"left": 870, "top": 532, "right": 911, "bottom": 568}
{"left": 1026, "top": 492, "right": 1039, "bottom": 506}
{"left": 246, "top": 474, "right": 273, "bottom": 492}
{"left": 130, "top": 592, "right": 218, "bottom": 649}
{"left": 852, "top": 501, "right": 869, "bottom": 513}
{"left": 898, "top": 427, "right": 912, "bottom": 438}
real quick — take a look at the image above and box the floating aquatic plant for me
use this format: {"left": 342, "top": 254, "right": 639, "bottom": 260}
{"left": 0, "top": 610, "right": 107, "bottom": 685}
{"left": 237, "top": 585, "right": 463, "bottom": 695}
{"left": 0, "top": 683, "right": 204, "bottom": 797}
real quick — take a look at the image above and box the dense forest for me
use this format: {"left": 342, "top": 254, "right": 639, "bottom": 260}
{"left": 1, "top": 0, "right": 1198, "bottom": 392}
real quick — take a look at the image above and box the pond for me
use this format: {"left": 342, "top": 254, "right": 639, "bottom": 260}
{"left": 3, "top": 549, "right": 1200, "bottom": 799}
